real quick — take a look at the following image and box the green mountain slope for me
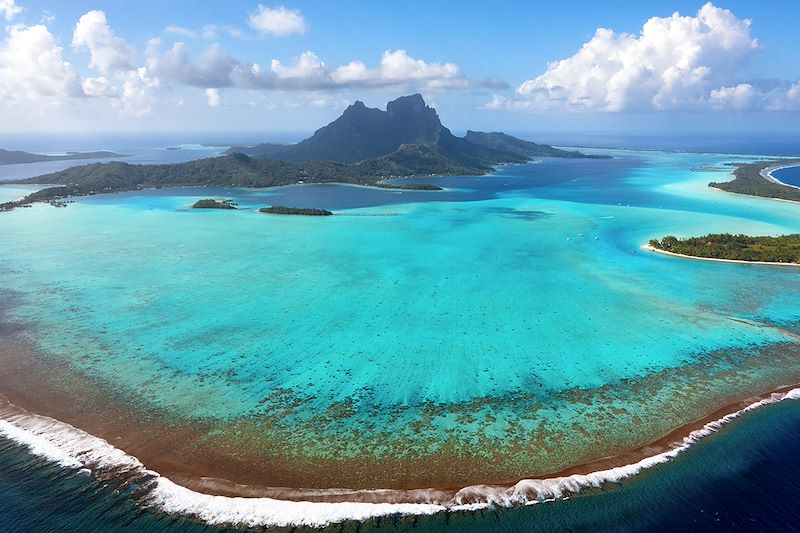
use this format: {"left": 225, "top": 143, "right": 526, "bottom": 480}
{"left": 464, "top": 131, "right": 604, "bottom": 158}
{"left": 2, "top": 94, "right": 609, "bottom": 211}
{"left": 230, "top": 94, "right": 600, "bottom": 166}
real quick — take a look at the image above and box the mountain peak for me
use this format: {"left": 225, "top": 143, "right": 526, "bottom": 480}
{"left": 340, "top": 100, "right": 369, "bottom": 116}
{"left": 237, "top": 94, "right": 444, "bottom": 164}
{"left": 230, "top": 94, "right": 602, "bottom": 165}
{"left": 386, "top": 94, "right": 428, "bottom": 116}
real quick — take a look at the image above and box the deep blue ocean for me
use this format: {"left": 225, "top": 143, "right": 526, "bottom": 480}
{"left": 2, "top": 398, "right": 800, "bottom": 532}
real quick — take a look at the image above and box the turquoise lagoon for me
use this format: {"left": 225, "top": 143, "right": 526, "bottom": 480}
{"left": 1, "top": 148, "right": 800, "bottom": 491}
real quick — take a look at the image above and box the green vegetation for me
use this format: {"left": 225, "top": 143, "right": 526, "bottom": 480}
{"left": 463, "top": 131, "right": 609, "bottom": 159}
{"left": 709, "top": 159, "right": 800, "bottom": 202}
{"left": 648, "top": 234, "right": 800, "bottom": 263}
{"left": 259, "top": 205, "right": 333, "bottom": 216}
{"left": 230, "top": 94, "right": 601, "bottom": 166}
{"left": 0, "top": 94, "right": 607, "bottom": 212}
{"left": 0, "top": 152, "right": 457, "bottom": 212}
{"left": 192, "top": 199, "right": 236, "bottom": 209}
{"left": 0, "top": 148, "right": 125, "bottom": 165}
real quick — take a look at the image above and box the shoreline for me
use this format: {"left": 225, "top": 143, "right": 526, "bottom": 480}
{"left": 118, "top": 381, "right": 800, "bottom": 502}
{"left": 2, "top": 326, "right": 800, "bottom": 525}
{"left": 708, "top": 183, "right": 800, "bottom": 205}
{"left": 760, "top": 162, "right": 800, "bottom": 190}
{"left": 641, "top": 243, "right": 800, "bottom": 267}
{"left": 1, "top": 179, "right": 452, "bottom": 212}
{"left": 1, "top": 379, "right": 799, "bottom": 527}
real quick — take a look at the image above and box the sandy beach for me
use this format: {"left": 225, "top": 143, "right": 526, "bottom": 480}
{"left": 2, "top": 329, "right": 800, "bottom": 507}
{"left": 642, "top": 243, "right": 800, "bottom": 267}
{"left": 760, "top": 162, "right": 800, "bottom": 190}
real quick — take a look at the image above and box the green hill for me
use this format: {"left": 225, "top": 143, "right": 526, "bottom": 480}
{"left": 230, "top": 94, "right": 601, "bottom": 167}
{"left": 709, "top": 160, "right": 800, "bottom": 202}
{"left": 0, "top": 149, "right": 125, "bottom": 165}
{"left": 463, "top": 131, "right": 605, "bottom": 159}
{"left": 1, "top": 94, "right": 608, "bottom": 212}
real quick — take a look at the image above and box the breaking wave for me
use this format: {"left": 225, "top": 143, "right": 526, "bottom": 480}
{"left": 1, "top": 388, "right": 799, "bottom": 529}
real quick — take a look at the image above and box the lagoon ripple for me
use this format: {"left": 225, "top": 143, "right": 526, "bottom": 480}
{"left": 1, "top": 148, "right": 800, "bottom": 493}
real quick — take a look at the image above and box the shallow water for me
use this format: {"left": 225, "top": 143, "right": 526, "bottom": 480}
{"left": 2, "top": 148, "right": 800, "bottom": 525}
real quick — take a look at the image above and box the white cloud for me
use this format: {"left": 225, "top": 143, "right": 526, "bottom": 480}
{"left": 146, "top": 40, "right": 242, "bottom": 87}
{"left": 248, "top": 5, "right": 307, "bottom": 36}
{"left": 0, "top": 0, "right": 23, "bottom": 21}
{"left": 205, "top": 87, "right": 221, "bottom": 107}
{"left": 146, "top": 41, "right": 470, "bottom": 91}
{"left": 69, "top": 11, "right": 161, "bottom": 116}
{"left": 119, "top": 67, "right": 159, "bottom": 116}
{"left": 709, "top": 82, "right": 800, "bottom": 111}
{"left": 500, "top": 2, "right": 772, "bottom": 112}
{"left": 331, "top": 50, "right": 468, "bottom": 89}
{"left": 0, "top": 12, "right": 160, "bottom": 118}
{"left": 271, "top": 50, "right": 327, "bottom": 80}
{"left": 82, "top": 76, "right": 117, "bottom": 97}
{"left": 0, "top": 4, "right": 489, "bottom": 123}
{"left": 0, "top": 23, "right": 83, "bottom": 99}
{"left": 481, "top": 94, "right": 507, "bottom": 110}
{"left": 709, "top": 83, "right": 757, "bottom": 111}
{"left": 73, "top": 10, "right": 135, "bottom": 74}
{"left": 164, "top": 25, "right": 196, "bottom": 38}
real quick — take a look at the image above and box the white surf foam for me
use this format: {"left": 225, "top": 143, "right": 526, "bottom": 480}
{"left": 1, "top": 388, "right": 799, "bottom": 528}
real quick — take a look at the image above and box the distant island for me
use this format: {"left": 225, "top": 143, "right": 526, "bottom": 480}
{"left": 709, "top": 159, "right": 800, "bottom": 202}
{"left": 259, "top": 205, "right": 333, "bottom": 216}
{"left": 229, "top": 96, "right": 606, "bottom": 164}
{"left": 0, "top": 148, "right": 126, "bottom": 166}
{"left": 192, "top": 199, "right": 236, "bottom": 209}
{"left": 0, "top": 94, "right": 605, "bottom": 212}
{"left": 646, "top": 234, "right": 800, "bottom": 265}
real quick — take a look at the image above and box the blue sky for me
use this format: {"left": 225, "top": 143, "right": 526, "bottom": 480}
{"left": 1, "top": 0, "right": 799, "bottom": 137}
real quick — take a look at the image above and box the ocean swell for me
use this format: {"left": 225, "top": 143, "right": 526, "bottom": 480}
{"left": 1, "top": 389, "right": 799, "bottom": 529}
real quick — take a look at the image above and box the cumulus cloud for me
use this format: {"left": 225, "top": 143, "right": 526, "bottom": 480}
{"left": 493, "top": 2, "right": 798, "bottom": 112}
{"left": 0, "top": 4, "right": 476, "bottom": 121}
{"left": 709, "top": 81, "right": 800, "bottom": 111}
{"left": 146, "top": 41, "right": 470, "bottom": 91}
{"left": 248, "top": 5, "right": 306, "bottom": 36}
{"left": 270, "top": 50, "right": 327, "bottom": 81}
{"left": 82, "top": 76, "right": 117, "bottom": 97}
{"left": 331, "top": 49, "right": 468, "bottom": 89}
{"left": 0, "top": 0, "right": 22, "bottom": 21}
{"left": 119, "top": 67, "right": 159, "bottom": 116}
{"left": 709, "top": 83, "right": 758, "bottom": 111}
{"left": 72, "top": 10, "right": 135, "bottom": 74}
{"left": 205, "top": 87, "right": 222, "bottom": 107}
{"left": 0, "top": 23, "right": 83, "bottom": 99}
